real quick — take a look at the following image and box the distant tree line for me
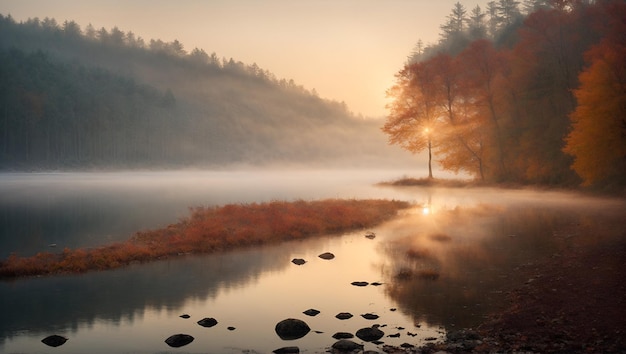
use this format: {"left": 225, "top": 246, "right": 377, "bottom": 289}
{"left": 0, "top": 48, "right": 185, "bottom": 168}
{"left": 384, "top": 0, "right": 626, "bottom": 188}
{"left": 0, "top": 14, "right": 407, "bottom": 170}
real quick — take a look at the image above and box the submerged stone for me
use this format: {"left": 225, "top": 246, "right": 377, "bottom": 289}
{"left": 318, "top": 252, "right": 335, "bottom": 260}
{"left": 165, "top": 333, "right": 194, "bottom": 348}
{"left": 361, "top": 313, "right": 379, "bottom": 320}
{"left": 335, "top": 312, "right": 353, "bottom": 320}
{"left": 331, "top": 339, "right": 363, "bottom": 351}
{"left": 273, "top": 347, "right": 300, "bottom": 354}
{"left": 41, "top": 335, "right": 67, "bottom": 347}
{"left": 303, "top": 308, "right": 320, "bottom": 316}
{"left": 332, "top": 332, "right": 354, "bottom": 339}
{"left": 351, "top": 281, "right": 369, "bottom": 287}
{"left": 291, "top": 258, "right": 306, "bottom": 265}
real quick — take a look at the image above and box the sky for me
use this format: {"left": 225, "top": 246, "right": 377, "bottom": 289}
{"left": 1, "top": 0, "right": 492, "bottom": 117}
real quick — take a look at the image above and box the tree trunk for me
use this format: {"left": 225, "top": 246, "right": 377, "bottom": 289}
{"left": 428, "top": 136, "right": 433, "bottom": 179}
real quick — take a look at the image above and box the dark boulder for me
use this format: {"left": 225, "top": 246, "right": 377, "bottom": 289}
{"left": 41, "top": 335, "right": 67, "bottom": 347}
{"left": 356, "top": 327, "right": 384, "bottom": 341}
{"left": 332, "top": 332, "right": 354, "bottom": 339}
{"left": 303, "top": 308, "right": 320, "bottom": 316}
{"left": 335, "top": 312, "right": 353, "bottom": 320}
{"left": 318, "top": 252, "right": 335, "bottom": 260}
{"left": 273, "top": 346, "right": 300, "bottom": 353}
{"left": 365, "top": 231, "right": 376, "bottom": 239}
{"left": 275, "top": 318, "right": 311, "bottom": 340}
{"left": 331, "top": 339, "right": 363, "bottom": 352}
{"left": 197, "top": 317, "right": 218, "bottom": 327}
{"left": 291, "top": 258, "right": 306, "bottom": 265}
{"left": 361, "top": 313, "right": 379, "bottom": 320}
{"left": 164, "top": 334, "right": 194, "bottom": 348}
{"left": 180, "top": 314, "right": 190, "bottom": 319}
{"left": 351, "top": 281, "right": 369, "bottom": 287}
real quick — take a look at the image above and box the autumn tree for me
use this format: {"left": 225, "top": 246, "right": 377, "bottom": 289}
{"left": 563, "top": 3, "right": 626, "bottom": 186}
{"left": 456, "top": 39, "right": 509, "bottom": 180}
{"left": 383, "top": 62, "right": 441, "bottom": 178}
{"left": 492, "top": 3, "right": 602, "bottom": 184}
{"left": 429, "top": 53, "right": 487, "bottom": 180}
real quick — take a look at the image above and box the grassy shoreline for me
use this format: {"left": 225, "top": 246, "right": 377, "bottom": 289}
{"left": 0, "top": 198, "right": 409, "bottom": 279}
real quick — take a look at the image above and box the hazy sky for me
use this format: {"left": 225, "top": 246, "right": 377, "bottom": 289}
{"left": 1, "top": 0, "right": 492, "bottom": 117}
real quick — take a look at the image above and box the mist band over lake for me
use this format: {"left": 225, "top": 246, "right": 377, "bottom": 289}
{"left": 1, "top": 170, "right": 623, "bottom": 353}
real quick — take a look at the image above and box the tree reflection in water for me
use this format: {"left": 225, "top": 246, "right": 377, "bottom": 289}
{"left": 379, "top": 201, "right": 615, "bottom": 330}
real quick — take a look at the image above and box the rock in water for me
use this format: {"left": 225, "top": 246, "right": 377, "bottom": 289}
{"left": 165, "top": 334, "right": 194, "bottom": 348}
{"left": 332, "top": 332, "right": 354, "bottom": 339}
{"left": 351, "top": 281, "right": 369, "bottom": 287}
{"left": 361, "top": 313, "right": 379, "bottom": 320}
{"left": 41, "top": 335, "right": 67, "bottom": 347}
{"left": 303, "top": 308, "right": 320, "bottom": 316}
{"left": 331, "top": 339, "right": 363, "bottom": 351}
{"left": 197, "top": 317, "right": 218, "bottom": 327}
{"left": 275, "top": 318, "right": 311, "bottom": 340}
{"left": 273, "top": 346, "right": 300, "bottom": 353}
{"left": 291, "top": 258, "right": 306, "bottom": 265}
{"left": 318, "top": 252, "right": 335, "bottom": 260}
{"left": 356, "top": 327, "right": 385, "bottom": 341}
{"left": 335, "top": 312, "right": 353, "bottom": 320}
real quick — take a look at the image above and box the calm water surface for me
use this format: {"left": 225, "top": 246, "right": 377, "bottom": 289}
{"left": 1, "top": 170, "right": 623, "bottom": 353}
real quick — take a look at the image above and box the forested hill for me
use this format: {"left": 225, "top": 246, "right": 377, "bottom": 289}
{"left": 0, "top": 15, "right": 410, "bottom": 170}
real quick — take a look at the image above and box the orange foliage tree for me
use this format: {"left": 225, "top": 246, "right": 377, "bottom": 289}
{"left": 455, "top": 39, "right": 509, "bottom": 180}
{"left": 382, "top": 61, "right": 441, "bottom": 178}
{"left": 429, "top": 52, "right": 488, "bottom": 180}
{"left": 563, "top": 3, "right": 626, "bottom": 186}
{"left": 383, "top": 47, "right": 500, "bottom": 181}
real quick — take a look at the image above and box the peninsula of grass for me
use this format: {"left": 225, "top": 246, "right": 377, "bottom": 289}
{"left": 378, "top": 176, "right": 475, "bottom": 188}
{"left": 0, "top": 199, "right": 409, "bottom": 278}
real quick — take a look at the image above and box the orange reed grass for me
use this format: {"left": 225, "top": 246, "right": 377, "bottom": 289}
{"left": 0, "top": 199, "right": 409, "bottom": 278}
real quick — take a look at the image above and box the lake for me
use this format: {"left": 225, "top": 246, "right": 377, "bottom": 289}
{"left": 1, "top": 170, "right": 624, "bottom": 353}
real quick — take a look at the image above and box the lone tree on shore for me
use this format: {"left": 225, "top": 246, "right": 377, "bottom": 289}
{"left": 382, "top": 61, "right": 439, "bottom": 179}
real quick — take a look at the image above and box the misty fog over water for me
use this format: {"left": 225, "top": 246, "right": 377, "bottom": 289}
{"left": 0, "top": 169, "right": 426, "bottom": 258}
{"left": 1, "top": 170, "right": 624, "bottom": 353}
